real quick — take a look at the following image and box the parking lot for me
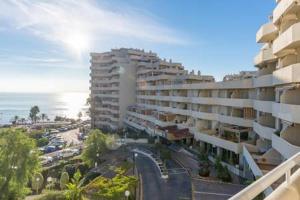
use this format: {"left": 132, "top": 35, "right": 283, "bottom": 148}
{"left": 38, "top": 125, "right": 87, "bottom": 167}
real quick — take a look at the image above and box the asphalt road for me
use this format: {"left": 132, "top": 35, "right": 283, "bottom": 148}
{"left": 193, "top": 179, "right": 245, "bottom": 200}
{"left": 136, "top": 154, "right": 192, "bottom": 200}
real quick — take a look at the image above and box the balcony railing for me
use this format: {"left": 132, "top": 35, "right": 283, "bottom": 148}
{"left": 230, "top": 152, "right": 300, "bottom": 200}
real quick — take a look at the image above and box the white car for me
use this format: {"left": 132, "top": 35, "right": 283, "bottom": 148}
{"left": 61, "top": 148, "right": 80, "bottom": 158}
{"left": 40, "top": 156, "right": 53, "bottom": 165}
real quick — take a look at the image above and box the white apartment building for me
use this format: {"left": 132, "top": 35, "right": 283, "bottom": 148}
{"left": 90, "top": 48, "right": 160, "bottom": 130}
{"left": 90, "top": 0, "right": 300, "bottom": 198}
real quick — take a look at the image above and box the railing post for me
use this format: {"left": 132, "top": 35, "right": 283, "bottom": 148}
{"left": 286, "top": 169, "right": 291, "bottom": 184}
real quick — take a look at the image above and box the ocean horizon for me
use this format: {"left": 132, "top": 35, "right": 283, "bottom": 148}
{"left": 0, "top": 92, "right": 89, "bottom": 125}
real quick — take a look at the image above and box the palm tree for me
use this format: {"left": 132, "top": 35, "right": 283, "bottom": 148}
{"left": 29, "top": 105, "right": 40, "bottom": 123}
{"left": 41, "top": 113, "right": 48, "bottom": 122}
{"left": 11, "top": 115, "right": 19, "bottom": 125}
{"left": 77, "top": 112, "right": 82, "bottom": 121}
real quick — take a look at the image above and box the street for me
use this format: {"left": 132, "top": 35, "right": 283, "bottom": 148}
{"left": 136, "top": 154, "right": 192, "bottom": 200}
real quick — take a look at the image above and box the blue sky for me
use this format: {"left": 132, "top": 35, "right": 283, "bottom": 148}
{"left": 0, "top": 0, "right": 275, "bottom": 93}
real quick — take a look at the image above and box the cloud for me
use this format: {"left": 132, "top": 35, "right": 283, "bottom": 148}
{"left": 0, "top": 0, "right": 187, "bottom": 59}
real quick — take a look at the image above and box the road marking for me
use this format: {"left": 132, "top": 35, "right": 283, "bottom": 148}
{"left": 194, "top": 191, "right": 233, "bottom": 197}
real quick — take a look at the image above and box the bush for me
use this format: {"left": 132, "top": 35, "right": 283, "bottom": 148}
{"left": 60, "top": 172, "right": 69, "bottom": 190}
{"left": 63, "top": 164, "right": 76, "bottom": 178}
{"left": 31, "top": 173, "right": 44, "bottom": 194}
{"left": 36, "top": 191, "right": 65, "bottom": 200}
{"left": 79, "top": 171, "right": 102, "bottom": 186}
{"left": 198, "top": 167, "right": 210, "bottom": 177}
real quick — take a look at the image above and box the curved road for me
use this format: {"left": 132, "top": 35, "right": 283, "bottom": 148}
{"left": 136, "top": 154, "right": 191, "bottom": 200}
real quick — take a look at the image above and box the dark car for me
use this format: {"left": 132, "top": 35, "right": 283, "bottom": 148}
{"left": 44, "top": 145, "right": 57, "bottom": 153}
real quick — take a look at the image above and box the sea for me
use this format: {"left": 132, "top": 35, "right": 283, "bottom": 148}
{"left": 0, "top": 92, "right": 89, "bottom": 125}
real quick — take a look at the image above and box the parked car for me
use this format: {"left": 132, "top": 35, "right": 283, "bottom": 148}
{"left": 60, "top": 148, "right": 80, "bottom": 158}
{"left": 40, "top": 156, "right": 53, "bottom": 165}
{"left": 44, "top": 145, "right": 57, "bottom": 153}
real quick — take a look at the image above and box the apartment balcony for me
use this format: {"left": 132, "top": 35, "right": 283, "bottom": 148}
{"left": 192, "top": 128, "right": 242, "bottom": 154}
{"left": 272, "top": 102, "right": 300, "bottom": 123}
{"left": 231, "top": 152, "right": 300, "bottom": 200}
{"left": 272, "top": 133, "right": 300, "bottom": 159}
{"left": 93, "top": 79, "right": 120, "bottom": 84}
{"left": 253, "top": 100, "right": 273, "bottom": 113}
{"left": 254, "top": 46, "right": 276, "bottom": 66}
{"left": 273, "top": 63, "right": 300, "bottom": 85}
{"left": 273, "top": 0, "right": 300, "bottom": 25}
{"left": 256, "top": 22, "right": 278, "bottom": 43}
{"left": 137, "top": 78, "right": 253, "bottom": 91}
{"left": 253, "top": 74, "right": 273, "bottom": 88}
{"left": 192, "top": 97, "right": 253, "bottom": 108}
{"left": 102, "top": 100, "right": 119, "bottom": 106}
{"left": 93, "top": 93, "right": 119, "bottom": 98}
{"left": 253, "top": 121, "right": 275, "bottom": 140}
{"left": 191, "top": 111, "right": 218, "bottom": 121}
{"left": 273, "top": 22, "right": 300, "bottom": 56}
{"left": 94, "top": 107, "right": 119, "bottom": 114}
{"left": 126, "top": 111, "right": 173, "bottom": 127}
{"left": 93, "top": 86, "right": 119, "bottom": 91}
{"left": 124, "top": 119, "right": 146, "bottom": 131}
{"left": 219, "top": 115, "right": 253, "bottom": 128}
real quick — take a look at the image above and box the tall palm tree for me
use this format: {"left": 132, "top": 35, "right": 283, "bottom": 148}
{"left": 29, "top": 106, "right": 40, "bottom": 123}
{"left": 41, "top": 113, "right": 47, "bottom": 122}
{"left": 11, "top": 115, "right": 19, "bottom": 125}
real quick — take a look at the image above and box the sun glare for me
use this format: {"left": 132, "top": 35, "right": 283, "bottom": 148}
{"left": 58, "top": 92, "right": 88, "bottom": 119}
{"left": 64, "top": 32, "right": 90, "bottom": 57}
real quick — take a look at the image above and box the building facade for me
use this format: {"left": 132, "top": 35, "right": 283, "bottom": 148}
{"left": 90, "top": 0, "right": 300, "bottom": 192}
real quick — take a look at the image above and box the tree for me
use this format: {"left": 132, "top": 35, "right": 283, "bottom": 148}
{"left": 29, "top": 105, "right": 40, "bottom": 123}
{"left": 84, "top": 168, "right": 137, "bottom": 200}
{"left": 65, "top": 170, "right": 84, "bottom": 200}
{"left": 41, "top": 113, "right": 48, "bottom": 122}
{"left": 77, "top": 112, "right": 83, "bottom": 120}
{"left": 11, "top": 115, "right": 19, "bottom": 125}
{"left": 0, "top": 128, "right": 40, "bottom": 199}
{"left": 32, "top": 173, "right": 44, "bottom": 194}
{"left": 60, "top": 172, "right": 70, "bottom": 190}
{"left": 82, "top": 130, "right": 108, "bottom": 167}
{"left": 198, "top": 150, "right": 210, "bottom": 177}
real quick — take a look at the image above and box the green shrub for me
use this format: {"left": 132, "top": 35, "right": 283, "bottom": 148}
{"left": 198, "top": 167, "right": 210, "bottom": 177}
{"left": 216, "top": 165, "right": 232, "bottom": 182}
{"left": 31, "top": 173, "right": 44, "bottom": 194}
{"left": 60, "top": 172, "right": 70, "bottom": 190}
{"left": 63, "top": 164, "right": 76, "bottom": 178}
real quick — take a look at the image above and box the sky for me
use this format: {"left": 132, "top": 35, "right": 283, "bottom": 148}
{"left": 0, "top": 0, "right": 276, "bottom": 93}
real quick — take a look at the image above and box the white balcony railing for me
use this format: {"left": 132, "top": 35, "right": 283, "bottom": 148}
{"left": 256, "top": 22, "right": 278, "bottom": 43}
{"left": 273, "top": 22, "right": 300, "bottom": 55}
{"left": 253, "top": 121, "right": 275, "bottom": 140}
{"left": 230, "top": 152, "right": 300, "bottom": 200}
{"left": 272, "top": 133, "right": 300, "bottom": 159}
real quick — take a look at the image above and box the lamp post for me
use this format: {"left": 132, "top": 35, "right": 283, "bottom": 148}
{"left": 95, "top": 153, "right": 99, "bottom": 168}
{"left": 36, "top": 177, "right": 40, "bottom": 194}
{"left": 125, "top": 190, "right": 130, "bottom": 200}
{"left": 133, "top": 153, "right": 138, "bottom": 176}
{"left": 47, "top": 176, "right": 52, "bottom": 190}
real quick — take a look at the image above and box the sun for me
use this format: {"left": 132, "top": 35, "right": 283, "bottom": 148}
{"left": 64, "top": 31, "right": 90, "bottom": 58}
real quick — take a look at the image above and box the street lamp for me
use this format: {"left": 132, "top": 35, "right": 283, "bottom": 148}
{"left": 47, "top": 176, "right": 52, "bottom": 190}
{"left": 95, "top": 153, "right": 99, "bottom": 168}
{"left": 133, "top": 153, "right": 138, "bottom": 175}
{"left": 36, "top": 177, "right": 40, "bottom": 194}
{"left": 125, "top": 190, "right": 130, "bottom": 200}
